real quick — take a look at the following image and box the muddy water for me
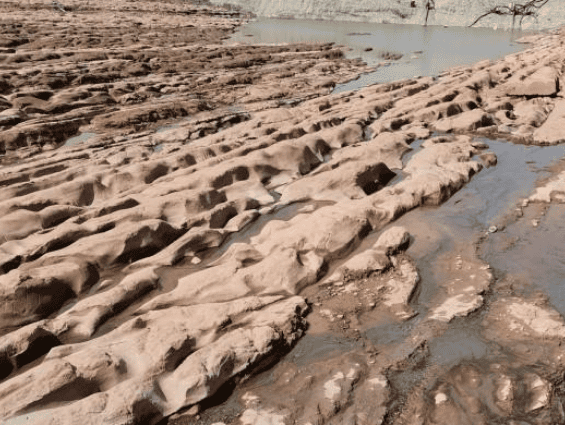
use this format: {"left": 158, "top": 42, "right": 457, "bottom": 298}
{"left": 63, "top": 132, "right": 97, "bottom": 147}
{"left": 387, "top": 139, "right": 565, "bottom": 308}
{"left": 228, "top": 18, "right": 530, "bottom": 93}
{"left": 482, "top": 197, "right": 565, "bottom": 314}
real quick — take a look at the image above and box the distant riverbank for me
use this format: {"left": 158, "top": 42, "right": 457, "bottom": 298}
{"left": 209, "top": 0, "right": 565, "bottom": 31}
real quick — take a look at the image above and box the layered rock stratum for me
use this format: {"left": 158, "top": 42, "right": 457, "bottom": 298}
{"left": 1, "top": 1, "right": 565, "bottom": 424}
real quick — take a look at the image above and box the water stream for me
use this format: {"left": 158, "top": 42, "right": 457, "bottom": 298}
{"left": 63, "top": 132, "right": 97, "bottom": 147}
{"left": 388, "top": 139, "right": 565, "bottom": 312}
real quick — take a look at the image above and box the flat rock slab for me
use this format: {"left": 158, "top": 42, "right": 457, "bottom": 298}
{"left": 533, "top": 99, "right": 565, "bottom": 145}
{"left": 483, "top": 297, "right": 565, "bottom": 346}
{"left": 529, "top": 168, "right": 565, "bottom": 203}
{"left": 502, "top": 66, "right": 559, "bottom": 97}
{"left": 433, "top": 109, "right": 495, "bottom": 133}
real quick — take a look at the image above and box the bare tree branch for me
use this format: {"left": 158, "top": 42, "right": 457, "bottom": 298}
{"left": 469, "top": 0, "right": 551, "bottom": 28}
{"left": 424, "top": 0, "right": 435, "bottom": 26}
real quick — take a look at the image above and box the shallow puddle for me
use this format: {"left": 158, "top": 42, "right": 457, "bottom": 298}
{"left": 282, "top": 332, "right": 361, "bottom": 367}
{"left": 426, "top": 315, "right": 495, "bottom": 367}
{"left": 63, "top": 132, "right": 97, "bottom": 147}
{"left": 482, "top": 202, "right": 565, "bottom": 314}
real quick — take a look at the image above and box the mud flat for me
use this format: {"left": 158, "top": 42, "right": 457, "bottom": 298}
{"left": 1, "top": 1, "right": 565, "bottom": 424}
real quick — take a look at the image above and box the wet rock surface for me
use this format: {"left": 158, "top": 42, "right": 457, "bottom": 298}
{"left": 1, "top": 1, "right": 565, "bottom": 425}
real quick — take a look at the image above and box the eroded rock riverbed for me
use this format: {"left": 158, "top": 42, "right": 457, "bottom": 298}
{"left": 1, "top": 1, "right": 565, "bottom": 425}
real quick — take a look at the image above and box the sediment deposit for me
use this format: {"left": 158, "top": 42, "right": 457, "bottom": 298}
{"left": 1, "top": 1, "right": 565, "bottom": 424}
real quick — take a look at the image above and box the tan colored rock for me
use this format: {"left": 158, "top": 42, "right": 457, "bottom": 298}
{"left": 48, "top": 267, "right": 160, "bottom": 338}
{"left": 484, "top": 297, "right": 565, "bottom": 343}
{"left": 341, "top": 371, "right": 389, "bottom": 425}
{"left": 3, "top": 377, "right": 161, "bottom": 425}
{"left": 129, "top": 228, "right": 228, "bottom": 269}
{"left": 136, "top": 257, "right": 245, "bottom": 311}
{"left": 232, "top": 352, "right": 389, "bottom": 425}
{"left": 328, "top": 131, "right": 410, "bottom": 170}
{"left": 2, "top": 4, "right": 565, "bottom": 424}
{"left": 374, "top": 226, "right": 410, "bottom": 255}
{"left": 501, "top": 66, "right": 559, "bottom": 97}
{"left": 529, "top": 169, "right": 565, "bottom": 203}
{"left": 421, "top": 134, "right": 455, "bottom": 148}
{"left": 427, "top": 255, "right": 492, "bottom": 323}
{"left": 428, "top": 293, "right": 484, "bottom": 322}
{"left": 224, "top": 209, "right": 260, "bottom": 232}
{"left": 2, "top": 295, "right": 305, "bottom": 423}
{"left": 0, "top": 359, "right": 87, "bottom": 419}
{"left": 158, "top": 296, "right": 307, "bottom": 415}
{"left": 381, "top": 257, "right": 419, "bottom": 319}
{"left": 534, "top": 99, "right": 565, "bottom": 145}
{"left": 494, "top": 374, "right": 514, "bottom": 415}
{"left": 0, "top": 320, "right": 59, "bottom": 379}
{"left": 138, "top": 244, "right": 322, "bottom": 309}
{"left": 252, "top": 204, "right": 371, "bottom": 262}
{"left": 39, "top": 205, "right": 83, "bottom": 228}
{"left": 318, "top": 122, "right": 364, "bottom": 149}
{"left": 433, "top": 109, "right": 495, "bottom": 133}
{"left": 279, "top": 160, "right": 397, "bottom": 203}
{"left": 524, "top": 373, "right": 551, "bottom": 412}
{"left": 328, "top": 249, "right": 391, "bottom": 283}
{"left": 402, "top": 123, "right": 432, "bottom": 140}
{"left": 0, "top": 221, "right": 91, "bottom": 264}
{"left": 240, "top": 408, "right": 289, "bottom": 425}
{"left": 0, "top": 258, "right": 99, "bottom": 330}
{"left": 0, "top": 177, "right": 101, "bottom": 216}
{"left": 0, "top": 253, "right": 20, "bottom": 275}
{"left": 479, "top": 152, "right": 497, "bottom": 167}
{"left": 513, "top": 98, "right": 552, "bottom": 128}
{"left": 0, "top": 209, "right": 42, "bottom": 241}
{"left": 41, "top": 219, "right": 183, "bottom": 267}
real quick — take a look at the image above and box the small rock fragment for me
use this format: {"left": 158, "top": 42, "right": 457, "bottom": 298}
{"left": 374, "top": 226, "right": 410, "bottom": 255}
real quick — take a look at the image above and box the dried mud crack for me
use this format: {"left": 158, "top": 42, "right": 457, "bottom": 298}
{"left": 1, "top": 1, "right": 565, "bottom": 424}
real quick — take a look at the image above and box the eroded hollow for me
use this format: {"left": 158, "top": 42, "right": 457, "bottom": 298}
{"left": 356, "top": 162, "right": 397, "bottom": 195}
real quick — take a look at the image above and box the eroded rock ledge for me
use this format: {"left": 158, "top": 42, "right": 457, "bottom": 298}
{"left": 1, "top": 1, "right": 565, "bottom": 424}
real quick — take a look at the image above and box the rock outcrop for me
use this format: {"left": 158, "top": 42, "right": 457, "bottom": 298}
{"left": 1, "top": 1, "right": 565, "bottom": 425}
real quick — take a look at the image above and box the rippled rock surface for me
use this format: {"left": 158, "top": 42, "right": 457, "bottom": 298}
{"left": 2, "top": 1, "right": 565, "bottom": 424}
